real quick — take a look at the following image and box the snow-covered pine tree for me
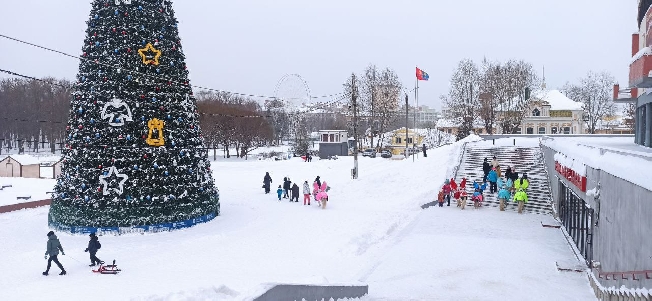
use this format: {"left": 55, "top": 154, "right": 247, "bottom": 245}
{"left": 50, "top": 0, "right": 219, "bottom": 231}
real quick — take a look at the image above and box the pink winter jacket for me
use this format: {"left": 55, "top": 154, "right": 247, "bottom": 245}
{"left": 313, "top": 182, "right": 320, "bottom": 194}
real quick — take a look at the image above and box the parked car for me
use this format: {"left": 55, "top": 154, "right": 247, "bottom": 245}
{"left": 380, "top": 150, "right": 392, "bottom": 158}
{"left": 362, "top": 149, "right": 377, "bottom": 158}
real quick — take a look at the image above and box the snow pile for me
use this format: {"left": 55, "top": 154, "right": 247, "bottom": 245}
{"left": 631, "top": 46, "right": 652, "bottom": 65}
{"left": 586, "top": 187, "right": 600, "bottom": 198}
{"left": 554, "top": 152, "right": 586, "bottom": 176}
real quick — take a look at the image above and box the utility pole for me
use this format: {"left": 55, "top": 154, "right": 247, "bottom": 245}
{"left": 405, "top": 93, "right": 409, "bottom": 159}
{"left": 352, "top": 74, "right": 359, "bottom": 179}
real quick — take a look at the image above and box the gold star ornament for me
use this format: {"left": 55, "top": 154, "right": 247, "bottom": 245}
{"left": 138, "top": 43, "right": 162, "bottom": 66}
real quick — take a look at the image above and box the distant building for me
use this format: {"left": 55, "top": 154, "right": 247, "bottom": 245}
{"left": 0, "top": 155, "right": 41, "bottom": 178}
{"left": 435, "top": 117, "right": 489, "bottom": 136}
{"left": 388, "top": 127, "right": 424, "bottom": 155}
{"left": 317, "top": 130, "right": 349, "bottom": 159}
{"left": 500, "top": 90, "right": 586, "bottom": 134}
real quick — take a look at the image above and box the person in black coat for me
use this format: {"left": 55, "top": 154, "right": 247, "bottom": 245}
{"left": 263, "top": 172, "right": 272, "bottom": 194}
{"left": 422, "top": 144, "right": 427, "bottom": 157}
{"left": 283, "top": 177, "right": 291, "bottom": 199}
{"left": 504, "top": 166, "right": 513, "bottom": 181}
{"left": 85, "top": 233, "right": 104, "bottom": 266}
{"left": 315, "top": 176, "right": 321, "bottom": 187}
{"left": 482, "top": 158, "right": 491, "bottom": 182}
{"left": 291, "top": 183, "right": 300, "bottom": 202}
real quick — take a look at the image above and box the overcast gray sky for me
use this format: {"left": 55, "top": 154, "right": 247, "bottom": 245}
{"left": 0, "top": 0, "right": 638, "bottom": 110}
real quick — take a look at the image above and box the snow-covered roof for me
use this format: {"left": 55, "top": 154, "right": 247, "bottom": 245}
{"left": 533, "top": 90, "right": 584, "bottom": 111}
{"left": 3, "top": 155, "right": 41, "bottom": 166}
{"left": 631, "top": 46, "right": 652, "bottom": 65}
{"left": 436, "top": 117, "right": 485, "bottom": 128}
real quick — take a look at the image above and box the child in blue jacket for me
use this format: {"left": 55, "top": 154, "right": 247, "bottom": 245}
{"left": 276, "top": 185, "right": 283, "bottom": 201}
{"left": 498, "top": 185, "right": 511, "bottom": 211}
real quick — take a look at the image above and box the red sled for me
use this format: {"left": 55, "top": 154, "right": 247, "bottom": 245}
{"left": 92, "top": 260, "right": 121, "bottom": 275}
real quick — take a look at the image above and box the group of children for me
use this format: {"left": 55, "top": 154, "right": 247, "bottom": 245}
{"left": 274, "top": 175, "right": 330, "bottom": 209}
{"left": 42, "top": 231, "right": 104, "bottom": 276}
{"left": 437, "top": 156, "right": 532, "bottom": 213}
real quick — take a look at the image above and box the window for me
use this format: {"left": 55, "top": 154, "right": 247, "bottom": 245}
{"left": 407, "top": 138, "right": 413, "bottom": 144}
{"left": 563, "top": 127, "right": 570, "bottom": 134}
{"left": 532, "top": 109, "right": 541, "bottom": 116}
{"left": 477, "top": 129, "right": 483, "bottom": 134}
{"left": 396, "top": 137, "right": 402, "bottom": 144}
{"left": 526, "top": 127, "right": 534, "bottom": 134}
{"left": 335, "top": 135, "right": 340, "bottom": 142}
{"left": 538, "top": 127, "right": 546, "bottom": 134}
{"left": 322, "top": 134, "right": 328, "bottom": 142}
{"left": 329, "top": 134, "right": 335, "bottom": 142}
{"left": 551, "top": 127, "right": 558, "bottom": 134}
{"left": 447, "top": 129, "right": 452, "bottom": 134}
{"left": 514, "top": 127, "right": 522, "bottom": 134}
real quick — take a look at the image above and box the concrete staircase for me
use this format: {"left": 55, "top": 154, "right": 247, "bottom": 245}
{"left": 455, "top": 144, "right": 552, "bottom": 215}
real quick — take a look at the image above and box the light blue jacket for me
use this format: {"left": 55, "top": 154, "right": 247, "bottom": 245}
{"left": 498, "top": 188, "right": 511, "bottom": 200}
{"left": 506, "top": 179, "right": 513, "bottom": 189}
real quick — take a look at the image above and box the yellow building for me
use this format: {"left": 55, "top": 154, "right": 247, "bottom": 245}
{"left": 388, "top": 127, "right": 424, "bottom": 155}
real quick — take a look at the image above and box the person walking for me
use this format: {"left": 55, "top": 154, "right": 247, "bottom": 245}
{"left": 85, "top": 233, "right": 104, "bottom": 266}
{"left": 459, "top": 190, "right": 468, "bottom": 210}
{"left": 43, "top": 231, "right": 66, "bottom": 276}
{"left": 276, "top": 185, "right": 283, "bottom": 201}
{"left": 283, "top": 177, "right": 291, "bottom": 199}
{"left": 482, "top": 158, "right": 491, "bottom": 182}
{"left": 422, "top": 144, "right": 427, "bottom": 157}
{"left": 302, "top": 181, "right": 311, "bottom": 205}
{"left": 263, "top": 172, "right": 272, "bottom": 194}
{"left": 291, "top": 183, "right": 300, "bottom": 203}
{"left": 498, "top": 185, "right": 511, "bottom": 211}
{"left": 514, "top": 189, "right": 528, "bottom": 214}
{"left": 487, "top": 167, "right": 498, "bottom": 194}
{"left": 442, "top": 180, "right": 452, "bottom": 206}
{"left": 514, "top": 173, "right": 529, "bottom": 192}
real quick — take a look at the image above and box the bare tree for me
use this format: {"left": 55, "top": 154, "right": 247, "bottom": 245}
{"left": 623, "top": 102, "right": 636, "bottom": 131}
{"left": 488, "top": 60, "right": 539, "bottom": 134}
{"left": 445, "top": 59, "right": 480, "bottom": 140}
{"left": 562, "top": 71, "right": 616, "bottom": 134}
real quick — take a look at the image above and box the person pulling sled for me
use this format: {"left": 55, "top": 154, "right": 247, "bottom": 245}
{"left": 85, "top": 233, "right": 104, "bottom": 266}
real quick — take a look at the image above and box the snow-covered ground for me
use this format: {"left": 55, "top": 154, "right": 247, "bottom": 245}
{"left": 0, "top": 177, "right": 55, "bottom": 206}
{"left": 0, "top": 137, "right": 595, "bottom": 300}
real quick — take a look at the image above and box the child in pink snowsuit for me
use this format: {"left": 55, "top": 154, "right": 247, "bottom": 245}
{"left": 317, "top": 181, "right": 329, "bottom": 209}
{"left": 313, "top": 181, "right": 320, "bottom": 205}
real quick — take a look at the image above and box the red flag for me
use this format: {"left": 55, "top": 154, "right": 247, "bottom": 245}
{"left": 416, "top": 67, "right": 429, "bottom": 81}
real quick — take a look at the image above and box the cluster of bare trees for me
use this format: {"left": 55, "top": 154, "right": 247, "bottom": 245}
{"left": 0, "top": 78, "right": 72, "bottom": 153}
{"left": 343, "top": 64, "right": 403, "bottom": 149}
{"left": 196, "top": 91, "right": 273, "bottom": 159}
{"left": 561, "top": 71, "right": 618, "bottom": 134}
{"left": 443, "top": 58, "right": 539, "bottom": 139}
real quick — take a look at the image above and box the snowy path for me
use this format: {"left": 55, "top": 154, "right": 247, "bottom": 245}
{"left": 360, "top": 199, "right": 596, "bottom": 300}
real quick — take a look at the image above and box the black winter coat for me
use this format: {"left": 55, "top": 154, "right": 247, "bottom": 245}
{"left": 263, "top": 174, "right": 272, "bottom": 185}
{"left": 482, "top": 162, "right": 491, "bottom": 174}
{"left": 86, "top": 237, "right": 100, "bottom": 254}
{"left": 291, "top": 184, "right": 300, "bottom": 196}
{"left": 283, "top": 180, "right": 291, "bottom": 190}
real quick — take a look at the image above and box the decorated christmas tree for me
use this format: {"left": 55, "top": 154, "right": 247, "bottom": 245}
{"left": 50, "top": 0, "right": 219, "bottom": 232}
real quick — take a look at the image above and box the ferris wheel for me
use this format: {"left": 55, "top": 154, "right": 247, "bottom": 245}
{"left": 273, "top": 74, "right": 312, "bottom": 111}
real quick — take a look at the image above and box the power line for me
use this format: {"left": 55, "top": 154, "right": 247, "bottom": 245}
{"left": 0, "top": 33, "right": 342, "bottom": 100}
{"left": 0, "top": 68, "right": 349, "bottom": 123}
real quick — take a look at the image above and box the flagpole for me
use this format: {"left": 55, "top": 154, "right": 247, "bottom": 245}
{"left": 414, "top": 78, "right": 418, "bottom": 162}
